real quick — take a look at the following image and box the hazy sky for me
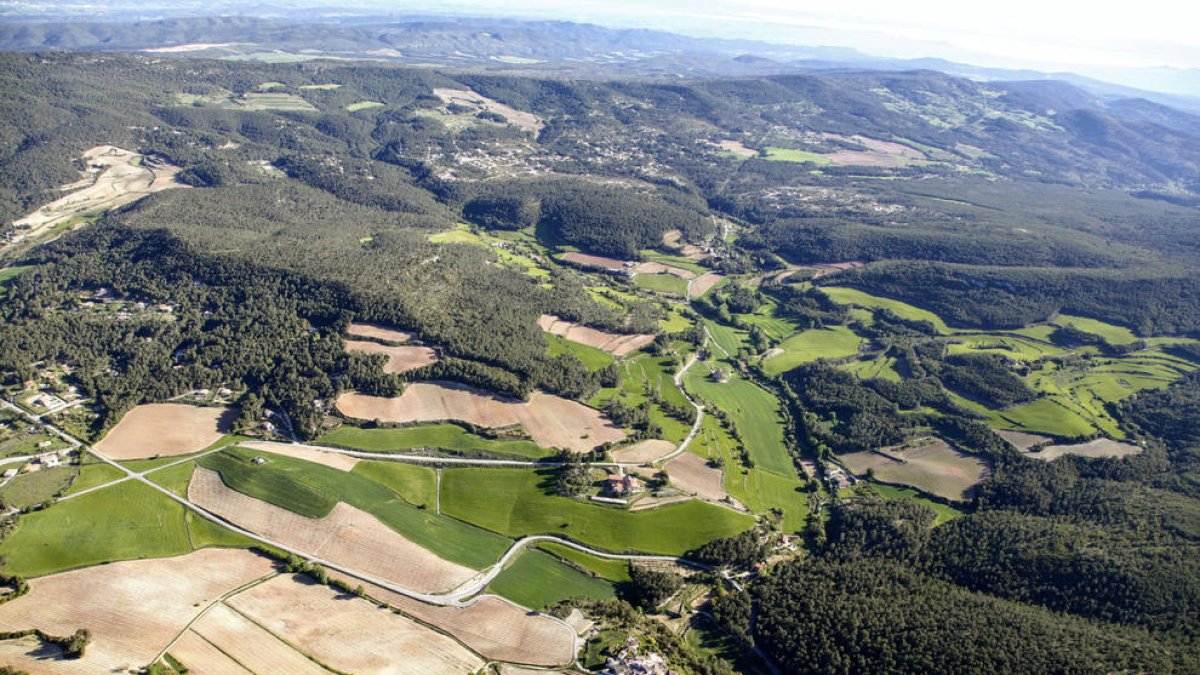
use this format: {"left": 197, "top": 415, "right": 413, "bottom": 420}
{"left": 416, "top": 0, "right": 1200, "bottom": 71}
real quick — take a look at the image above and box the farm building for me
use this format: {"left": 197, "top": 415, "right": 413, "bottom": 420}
{"left": 604, "top": 474, "right": 641, "bottom": 497}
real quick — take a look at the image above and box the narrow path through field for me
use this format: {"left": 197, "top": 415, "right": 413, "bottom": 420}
{"left": 153, "top": 571, "right": 281, "bottom": 666}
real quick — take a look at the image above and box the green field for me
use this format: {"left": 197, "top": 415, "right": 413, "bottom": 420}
{"left": 819, "top": 286, "right": 952, "bottom": 333}
{"left": 638, "top": 251, "right": 710, "bottom": 275}
{"left": 487, "top": 549, "right": 616, "bottom": 609}
{"left": 704, "top": 319, "right": 750, "bottom": 356}
{"left": 840, "top": 355, "right": 903, "bottom": 382}
{"left": 145, "top": 460, "right": 198, "bottom": 497}
{"left": 0, "top": 480, "right": 240, "bottom": 577}
{"left": 62, "top": 462, "right": 126, "bottom": 495}
{"left": 198, "top": 447, "right": 510, "bottom": 568}
{"left": 441, "top": 468, "right": 753, "bottom": 555}
{"left": 1052, "top": 314, "right": 1138, "bottom": 344}
{"left": 762, "top": 147, "right": 833, "bottom": 165}
{"left": 350, "top": 461, "right": 437, "bottom": 509}
{"left": 635, "top": 273, "right": 689, "bottom": 296}
{"left": 538, "top": 541, "right": 632, "bottom": 582}
{"left": 547, "top": 334, "right": 615, "bottom": 371}
{"left": 317, "top": 424, "right": 549, "bottom": 459}
{"left": 240, "top": 92, "right": 317, "bottom": 111}
{"left": 872, "top": 484, "right": 965, "bottom": 525}
{"left": 945, "top": 332, "right": 1063, "bottom": 360}
{"left": 299, "top": 83, "right": 341, "bottom": 90}
{"left": 761, "top": 326, "right": 863, "bottom": 375}
{"left": 0, "top": 466, "right": 76, "bottom": 509}
{"left": 993, "top": 397, "right": 1098, "bottom": 439}
{"left": 684, "top": 361, "right": 795, "bottom": 477}
{"left": 590, "top": 354, "right": 693, "bottom": 443}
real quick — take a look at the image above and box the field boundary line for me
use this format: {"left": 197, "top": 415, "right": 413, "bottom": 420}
{"left": 152, "top": 570, "right": 280, "bottom": 668}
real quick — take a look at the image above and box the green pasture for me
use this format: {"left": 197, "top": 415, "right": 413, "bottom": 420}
{"left": 547, "top": 334, "right": 615, "bottom": 371}
{"left": 440, "top": 468, "right": 753, "bottom": 555}
{"left": 761, "top": 326, "right": 862, "bottom": 375}
{"left": 198, "top": 447, "right": 510, "bottom": 568}
{"left": 635, "top": 273, "right": 689, "bottom": 296}
{"left": 762, "top": 147, "right": 833, "bottom": 165}
{"left": 538, "top": 541, "right": 632, "bottom": 582}
{"left": 488, "top": 548, "right": 616, "bottom": 609}
{"left": 683, "top": 361, "right": 795, "bottom": 477}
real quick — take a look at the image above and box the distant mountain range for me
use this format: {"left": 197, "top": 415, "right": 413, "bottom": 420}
{"left": 1, "top": 13, "right": 1198, "bottom": 114}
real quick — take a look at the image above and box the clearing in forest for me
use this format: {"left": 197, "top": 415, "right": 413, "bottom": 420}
{"left": 8, "top": 146, "right": 186, "bottom": 247}
{"left": 539, "top": 314, "right": 655, "bottom": 356}
{"left": 1026, "top": 438, "right": 1142, "bottom": 461}
{"left": 346, "top": 322, "right": 416, "bottom": 343}
{"left": 228, "top": 574, "right": 485, "bottom": 674}
{"left": 665, "top": 451, "right": 728, "bottom": 501}
{"left": 188, "top": 467, "right": 478, "bottom": 593}
{"left": 94, "top": 403, "right": 235, "bottom": 459}
{"left": 344, "top": 339, "right": 438, "bottom": 373}
{"left": 840, "top": 438, "right": 989, "bottom": 501}
{"left": 0, "top": 549, "right": 273, "bottom": 674}
{"left": 433, "top": 88, "right": 544, "bottom": 133}
{"left": 337, "top": 573, "right": 576, "bottom": 667}
{"left": 337, "top": 382, "right": 625, "bottom": 453}
{"left": 690, "top": 272, "right": 726, "bottom": 298}
{"left": 996, "top": 429, "right": 1052, "bottom": 451}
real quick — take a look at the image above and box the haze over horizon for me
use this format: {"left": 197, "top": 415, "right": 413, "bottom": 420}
{"left": 3, "top": 0, "right": 1199, "bottom": 96}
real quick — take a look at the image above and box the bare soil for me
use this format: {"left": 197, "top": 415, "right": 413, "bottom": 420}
{"left": 337, "top": 381, "right": 625, "bottom": 453}
{"left": 189, "top": 468, "right": 476, "bottom": 593}
{"left": 1029, "top": 438, "right": 1142, "bottom": 461}
{"left": 238, "top": 440, "right": 359, "bottom": 471}
{"left": 94, "top": 403, "right": 235, "bottom": 460}
{"left": 0, "top": 549, "right": 274, "bottom": 674}
{"left": 689, "top": 272, "right": 725, "bottom": 298}
{"left": 344, "top": 339, "right": 438, "bottom": 373}
{"left": 665, "top": 452, "right": 727, "bottom": 501}
{"left": 996, "top": 429, "right": 1052, "bottom": 451}
{"left": 185, "top": 603, "right": 329, "bottom": 674}
{"left": 346, "top": 323, "right": 416, "bottom": 343}
{"left": 841, "top": 438, "right": 989, "bottom": 501}
{"left": 539, "top": 314, "right": 655, "bottom": 356}
{"left": 228, "top": 575, "right": 485, "bottom": 674}
{"left": 338, "top": 574, "right": 576, "bottom": 667}
{"left": 433, "top": 88, "right": 544, "bottom": 133}
{"left": 560, "top": 251, "right": 630, "bottom": 271}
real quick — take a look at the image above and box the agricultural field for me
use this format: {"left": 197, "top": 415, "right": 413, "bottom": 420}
{"left": 61, "top": 461, "right": 125, "bottom": 495}
{"left": 870, "top": 484, "right": 965, "bottom": 525}
{"left": 346, "top": 323, "right": 416, "bottom": 343}
{"left": 189, "top": 466, "right": 477, "bottom": 593}
{"left": 665, "top": 451, "right": 728, "bottom": 501}
{"left": 590, "top": 353, "right": 693, "bottom": 443}
{"left": 610, "top": 439, "right": 675, "bottom": 463}
{"left": 538, "top": 541, "right": 632, "bottom": 582}
{"left": 348, "top": 577, "right": 577, "bottom": 667}
{"left": 0, "top": 549, "right": 274, "bottom": 674}
{"left": 539, "top": 314, "right": 655, "bottom": 356}
{"left": 0, "top": 478, "right": 229, "bottom": 577}
{"left": 839, "top": 439, "right": 989, "bottom": 502}
{"left": 761, "top": 326, "right": 863, "bottom": 375}
{"left": 488, "top": 548, "right": 617, "bottom": 609}
{"left": 338, "top": 382, "right": 625, "bottom": 453}
{"left": 348, "top": 461, "right": 438, "bottom": 508}
{"left": 683, "top": 360, "right": 795, "bottom": 477}
{"left": 346, "top": 100, "right": 385, "bottom": 111}
{"left": 762, "top": 147, "right": 833, "bottom": 165}
{"left": 197, "top": 446, "right": 511, "bottom": 568}
{"left": 93, "top": 403, "right": 235, "bottom": 459}
{"left": 173, "top": 603, "right": 329, "bottom": 675}
{"left": 440, "top": 468, "right": 753, "bottom": 554}
{"left": 318, "top": 422, "right": 550, "bottom": 459}
{"left": 547, "top": 333, "right": 617, "bottom": 370}
{"left": 819, "top": 286, "right": 953, "bottom": 333}
{"left": 635, "top": 272, "right": 690, "bottom": 297}
{"left": 344, "top": 339, "right": 438, "bottom": 373}
{"left": 690, "top": 272, "right": 726, "bottom": 298}
{"left": 1026, "top": 438, "right": 1142, "bottom": 461}
{"left": 228, "top": 574, "right": 485, "bottom": 673}
{"left": 0, "top": 465, "right": 76, "bottom": 509}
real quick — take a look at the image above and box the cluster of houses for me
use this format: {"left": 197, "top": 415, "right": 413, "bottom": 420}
{"left": 2, "top": 446, "right": 75, "bottom": 480}
{"left": 601, "top": 637, "right": 671, "bottom": 675}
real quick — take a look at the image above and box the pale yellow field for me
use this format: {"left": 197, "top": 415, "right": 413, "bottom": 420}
{"left": 0, "top": 549, "right": 274, "bottom": 674}
{"left": 346, "top": 322, "right": 416, "bottom": 343}
{"left": 996, "top": 429, "right": 1052, "bottom": 451}
{"left": 238, "top": 440, "right": 360, "bottom": 471}
{"left": 666, "top": 452, "right": 727, "bottom": 501}
{"left": 538, "top": 314, "right": 655, "bottom": 356}
{"left": 344, "top": 339, "right": 438, "bottom": 373}
{"left": 1028, "top": 438, "right": 1142, "bottom": 461}
{"left": 169, "top": 629, "right": 255, "bottom": 674}
{"left": 94, "top": 403, "right": 235, "bottom": 459}
{"left": 343, "top": 575, "right": 576, "bottom": 667}
{"left": 189, "top": 468, "right": 476, "bottom": 593}
{"left": 433, "top": 88, "right": 544, "bottom": 132}
{"left": 337, "top": 382, "right": 625, "bottom": 453}
{"left": 184, "top": 603, "right": 329, "bottom": 675}
{"left": 228, "top": 575, "right": 485, "bottom": 674}
{"left": 841, "top": 439, "right": 990, "bottom": 501}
